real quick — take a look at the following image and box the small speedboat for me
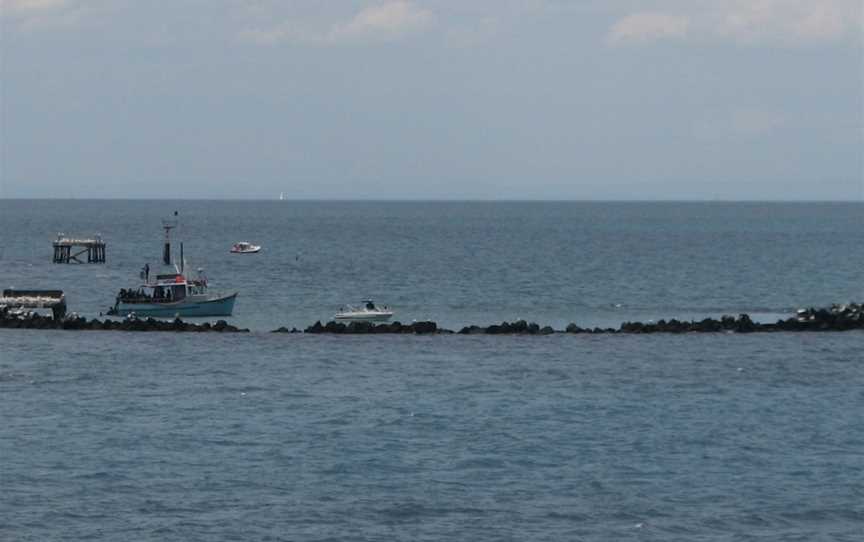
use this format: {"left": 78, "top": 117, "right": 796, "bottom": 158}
{"left": 334, "top": 300, "right": 394, "bottom": 322}
{"left": 230, "top": 242, "right": 261, "bottom": 254}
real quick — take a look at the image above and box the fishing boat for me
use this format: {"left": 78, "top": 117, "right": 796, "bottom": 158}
{"left": 230, "top": 242, "right": 261, "bottom": 254}
{"left": 107, "top": 266, "right": 237, "bottom": 318}
{"left": 334, "top": 300, "right": 394, "bottom": 322}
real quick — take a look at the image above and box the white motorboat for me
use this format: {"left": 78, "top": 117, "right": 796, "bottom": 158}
{"left": 230, "top": 242, "right": 261, "bottom": 254}
{"left": 334, "top": 300, "right": 394, "bottom": 322}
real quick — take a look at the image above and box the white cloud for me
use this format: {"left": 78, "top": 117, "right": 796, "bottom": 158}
{"left": 608, "top": 12, "right": 690, "bottom": 45}
{"left": 0, "top": 0, "right": 67, "bottom": 11}
{"left": 331, "top": 0, "right": 432, "bottom": 41}
{"left": 717, "top": 0, "right": 853, "bottom": 43}
{"left": 240, "top": 1, "right": 434, "bottom": 46}
{"left": 0, "top": 0, "right": 82, "bottom": 30}
{"left": 608, "top": 0, "right": 862, "bottom": 47}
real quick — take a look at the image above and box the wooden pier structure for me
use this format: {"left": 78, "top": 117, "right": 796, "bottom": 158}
{"left": 52, "top": 235, "right": 106, "bottom": 264}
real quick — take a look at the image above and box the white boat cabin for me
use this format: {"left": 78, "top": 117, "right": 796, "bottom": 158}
{"left": 119, "top": 272, "right": 208, "bottom": 304}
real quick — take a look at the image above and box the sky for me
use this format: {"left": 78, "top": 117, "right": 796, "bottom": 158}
{"left": 0, "top": 0, "right": 862, "bottom": 200}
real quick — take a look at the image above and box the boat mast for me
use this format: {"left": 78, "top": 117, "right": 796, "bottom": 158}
{"left": 162, "top": 211, "right": 178, "bottom": 265}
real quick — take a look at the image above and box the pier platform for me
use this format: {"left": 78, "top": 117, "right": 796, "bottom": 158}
{"left": 52, "top": 235, "right": 106, "bottom": 263}
{"left": 0, "top": 289, "right": 67, "bottom": 319}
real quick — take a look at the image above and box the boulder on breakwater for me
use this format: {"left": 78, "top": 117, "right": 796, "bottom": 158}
{"left": 271, "top": 326, "right": 302, "bottom": 333}
{"left": 302, "top": 320, "right": 443, "bottom": 334}
{"left": 457, "top": 320, "right": 557, "bottom": 335}
{"left": 0, "top": 308, "right": 249, "bottom": 333}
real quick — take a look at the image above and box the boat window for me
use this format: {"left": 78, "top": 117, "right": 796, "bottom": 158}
{"left": 172, "top": 285, "right": 186, "bottom": 300}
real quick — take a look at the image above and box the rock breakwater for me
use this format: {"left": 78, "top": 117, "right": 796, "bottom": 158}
{"left": 3, "top": 303, "right": 862, "bottom": 335}
{"left": 0, "top": 308, "right": 249, "bottom": 333}
{"left": 290, "top": 304, "right": 864, "bottom": 335}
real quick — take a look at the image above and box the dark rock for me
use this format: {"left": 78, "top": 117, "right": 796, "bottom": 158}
{"left": 386, "top": 322, "right": 404, "bottom": 333}
{"left": 695, "top": 318, "right": 721, "bottom": 332}
{"left": 511, "top": 320, "right": 528, "bottom": 333}
{"left": 413, "top": 321, "right": 437, "bottom": 334}
{"left": 213, "top": 320, "right": 229, "bottom": 332}
{"left": 326, "top": 321, "right": 347, "bottom": 333}
{"left": 305, "top": 321, "right": 324, "bottom": 333}
{"left": 171, "top": 318, "right": 189, "bottom": 332}
{"left": 346, "top": 321, "right": 374, "bottom": 334}
{"left": 735, "top": 314, "right": 756, "bottom": 333}
{"left": 620, "top": 321, "right": 642, "bottom": 333}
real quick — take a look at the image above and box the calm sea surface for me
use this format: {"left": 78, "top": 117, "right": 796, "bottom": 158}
{"left": 1, "top": 201, "right": 863, "bottom": 540}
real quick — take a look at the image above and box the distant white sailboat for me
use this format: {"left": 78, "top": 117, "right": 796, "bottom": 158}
{"left": 279, "top": 192, "right": 285, "bottom": 201}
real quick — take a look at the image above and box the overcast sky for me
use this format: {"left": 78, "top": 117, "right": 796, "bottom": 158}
{"left": 1, "top": 0, "right": 862, "bottom": 199}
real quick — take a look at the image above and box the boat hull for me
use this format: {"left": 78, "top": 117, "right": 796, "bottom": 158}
{"left": 334, "top": 312, "right": 393, "bottom": 323}
{"left": 112, "top": 293, "right": 237, "bottom": 318}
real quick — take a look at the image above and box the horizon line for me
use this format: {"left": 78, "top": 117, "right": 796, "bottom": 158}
{"left": 0, "top": 197, "right": 862, "bottom": 203}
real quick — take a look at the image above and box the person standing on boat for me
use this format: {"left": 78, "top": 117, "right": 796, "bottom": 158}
{"left": 144, "top": 263, "right": 150, "bottom": 283}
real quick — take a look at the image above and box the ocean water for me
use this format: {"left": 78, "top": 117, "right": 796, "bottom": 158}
{"left": 1, "top": 200, "right": 863, "bottom": 330}
{"left": 1, "top": 201, "right": 863, "bottom": 540}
